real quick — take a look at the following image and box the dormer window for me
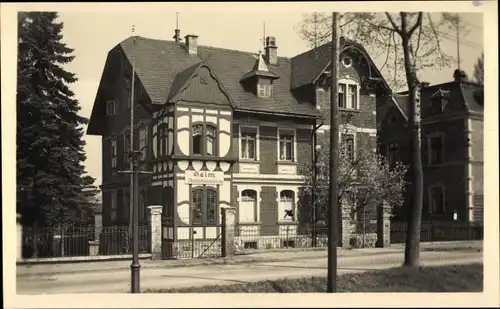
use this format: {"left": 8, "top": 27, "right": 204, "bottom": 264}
{"left": 430, "top": 89, "right": 450, "bottom": 114}
{"left": 258, "top": 84, "right": 273, "bottom": 98}
{"left": 240, "top": 51, "right": 279, "bottom": 98}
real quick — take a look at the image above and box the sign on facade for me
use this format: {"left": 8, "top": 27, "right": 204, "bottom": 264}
{"left": 185, "top": 170, "right": 224, "bottom": 185}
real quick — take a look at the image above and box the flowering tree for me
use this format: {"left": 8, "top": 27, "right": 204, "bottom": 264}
{"left": 300, "top": 120, "right": 408, "bottom": 229}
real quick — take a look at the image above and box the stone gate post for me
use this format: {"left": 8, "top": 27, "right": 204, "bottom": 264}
{"left": 221, "top": 207, "right": 236, "bottom": 257}
{"left": 148, "top": 205, "right": 163, "bottom": 260}
{"left": 376, "top": 201, "right": 391, "bottom": 248}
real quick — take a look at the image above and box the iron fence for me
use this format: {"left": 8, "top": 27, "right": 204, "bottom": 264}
{"left": 21, "top": 225, "right": 151, "bottom": 259}
{"left": 235, "top": 223, "right": 329, "bottom": 251}
{"left": 390, "top": 221, "right": 484, "bottom": 244}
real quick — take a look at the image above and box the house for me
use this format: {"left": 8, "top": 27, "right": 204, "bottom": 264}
{"left": 377, "top": 69, "right": 484, "bottom": 223}
{"left": 86, "top": 30, "right": 398, "bottom": 257}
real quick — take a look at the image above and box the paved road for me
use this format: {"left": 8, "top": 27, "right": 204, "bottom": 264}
{"left": 17, "top": 247, "right": 482, "bottom": 294}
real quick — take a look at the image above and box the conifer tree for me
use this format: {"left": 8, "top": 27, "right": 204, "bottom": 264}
{"left": 17, "top": 12, "right": 92, "bottom": 229}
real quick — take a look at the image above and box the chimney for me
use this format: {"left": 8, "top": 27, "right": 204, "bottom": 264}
{"left": 185, "top": 34, "right": 198, "bottom": 55}
{"left": 173, "top": 29, "right": 181, "bottom": 42}
{"left": 265, "top": 36, "right": 277, "bottom": 65}
{"left": 453, "top": 69, "right": 468, "bottom": 83}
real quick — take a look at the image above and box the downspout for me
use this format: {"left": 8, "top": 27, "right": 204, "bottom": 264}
{"left": 311, "top": 119, "right": 324, "bottom": 247}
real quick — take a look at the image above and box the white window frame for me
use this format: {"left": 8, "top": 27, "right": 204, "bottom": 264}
{"left": 428, "top": 184, "right": 446, "bottom": 215}
{"left": 427, "top": 132, "right": 445, "bottom": 165}
{"left": 239, "top": 189, "right": 258, "bottom": 223}
{"left": 257, "top": 84, "right": 273, "bottom": 98}
{"left": 239, "top": 125, "right": 259, "bottom": 160}
{"left": 338, "top": 79, "right": 359, "bottom": 110}
{"left": 206, "top": 124, "right": 217, "bottom": 156}
{"left": 110, "top": 191, "right": 117, "bottom": 222}
{"left": 106, "top": 100, "right": 116, "bottom": 115}
{"left": 341, "top": 133, "right": 356, "bottom": 163}
{"left": 110, "top": 138, "right": 117, "bottom": 168}
{"left": 277, "top": 128, "right": 297, "bottom": 162}
{"left": 278, "top": 190, "right": 296, "bottom": 222}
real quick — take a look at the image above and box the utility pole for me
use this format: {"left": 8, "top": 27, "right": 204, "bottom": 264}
{"left": 456, "top": 14, "right": 461, "bottom": 70}
{"left": 118, "top": 26, "right": 153, "bottom": 294}
{"left": 327, "top": 12, "right": 340, "bottom": 293}
{"left": 128, "top": 26, "right": 136, "bottom": 254}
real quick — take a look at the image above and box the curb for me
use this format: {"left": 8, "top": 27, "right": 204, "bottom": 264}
{"left": 16, "top": 250, "right": 403, "bottom": 277}
{"left": 17, "top": 241, "right": 482, "bottom": 277}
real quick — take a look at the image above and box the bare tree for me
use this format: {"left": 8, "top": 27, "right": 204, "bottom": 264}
{"left": 297, "top": 12, "right": 461, "bottom": 267}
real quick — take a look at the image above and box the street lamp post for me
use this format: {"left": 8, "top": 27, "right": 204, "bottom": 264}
{"left": 117, "top": 26, "right": 153, "bottom": 293}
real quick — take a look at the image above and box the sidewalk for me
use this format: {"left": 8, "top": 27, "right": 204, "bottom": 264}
{"left": 16, "top": 240, "right": 482, "bottom": 277}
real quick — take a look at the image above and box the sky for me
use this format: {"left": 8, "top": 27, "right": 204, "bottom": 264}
{"left": 49, "top": 5, "right": 483, "bottom": 188}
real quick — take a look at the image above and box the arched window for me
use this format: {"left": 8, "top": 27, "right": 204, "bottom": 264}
{"left": 279, "top": 190, "right": 295, "bottom": 221}
{"left": 192, "top": 124, "right": 203, "bottom": 155}
{"left": 206, "top": 125, "right": 217, "bottom": 156}
{"left": 240, "top": 190, "right": 257, "bottom": 222}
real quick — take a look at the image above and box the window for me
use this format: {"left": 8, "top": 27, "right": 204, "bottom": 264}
{"left": 257, "top": 84, "right": 273, "bottom": 98}
{"left": 279, "top": 190, "right": 296, "bottom": 221}
{"left": 110, "top": 138, "right": 117, "bottom": 168}
{"left": 139, "top": 125, "right": 148, "bottom": 160}
{"left": 428, "top": 134, "right": 444, "bottom": 165}
{"left": 341, "top": 134, "right": 355, "bottom": 162}
{"left": 429, "top": 186, "right": 445, "bottom": 214}
{"left": 139, "top": 190, "right": 146, "bottom": 222}
{"left": 342, "top": 56, "right": 352, "bottom": 68}
{"left": 159, "top": 123, "right": 167, "bottom": 156}
{"left": 206, "top": 125, "right": 217, "bottom": 156}
{"left": 124, "top": 190, "right": 130, "bottom": 222}
{"left": 279, "top": 130, "right": 294, "bottom": 161}
{"left": 241, "top": 127, "right": 257, "bottom": 160}
{"left": 338, "top": 82, "right": 358, "bottom": 109}
{"left": 124, "top": 130, "right": 130, "bottom": 166}
{"left": 338, "top": 84, "right": 346, "bottom": 108}
{"left": 110, "top": 191, "right": 117, "bottom": 222}
{"left": 348, "top": 85, "right": 357, "bottom": 109}
{"left": 240, "top": 190, "right": 257, "bottom": 222}
{"left": 106, "top": 100, "right": 116, "bottom": 115}
{"left": 191, "top": 188, "right": 218, "bottom": 226}
{"left": 206, "top": 189, "right": 217, "bottom": 224}
{"left": 192, "top": 124, "right": 203, "bottom": 155}
{"left": 388, "top": 142, "right": 400, "bottom": 168}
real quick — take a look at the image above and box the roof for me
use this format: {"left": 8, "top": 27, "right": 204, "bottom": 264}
{"left": 393, "top": 80, "right": 484, "bottom": 119}
{"left": 117, "top": 36, "right": 321, "bottom": 118}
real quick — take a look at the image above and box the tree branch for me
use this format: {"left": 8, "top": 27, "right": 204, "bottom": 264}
{"left": 427, "top": 13, "right": 445, "bottom": 60}
{"left": 414, "top": 21, "right": 423, "bottom": 58}
{"left": 379, "top": 31, "right": 392, "bottom": 71}
{"left": 408, "top": 12, "right": 423, "bottom": 36}
{"left": 385, "top": 12, "right": 402, "bottom": 34}
{"left": 361, "top": 16, "right": 398, "bottom": 33}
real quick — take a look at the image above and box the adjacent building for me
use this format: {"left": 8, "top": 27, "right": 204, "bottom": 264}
{"left": 86, "top": 30, "right": 399, "bottom": 256}
{"left": 377, "top": 70, "right": 484, "bottom": 223}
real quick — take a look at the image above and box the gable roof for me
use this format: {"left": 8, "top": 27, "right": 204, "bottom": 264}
{"left": 292, "top": 37, "right": 407, "bottom": 121}
{"left": 116, "top": 36, "right": 321, "bottom": 118}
